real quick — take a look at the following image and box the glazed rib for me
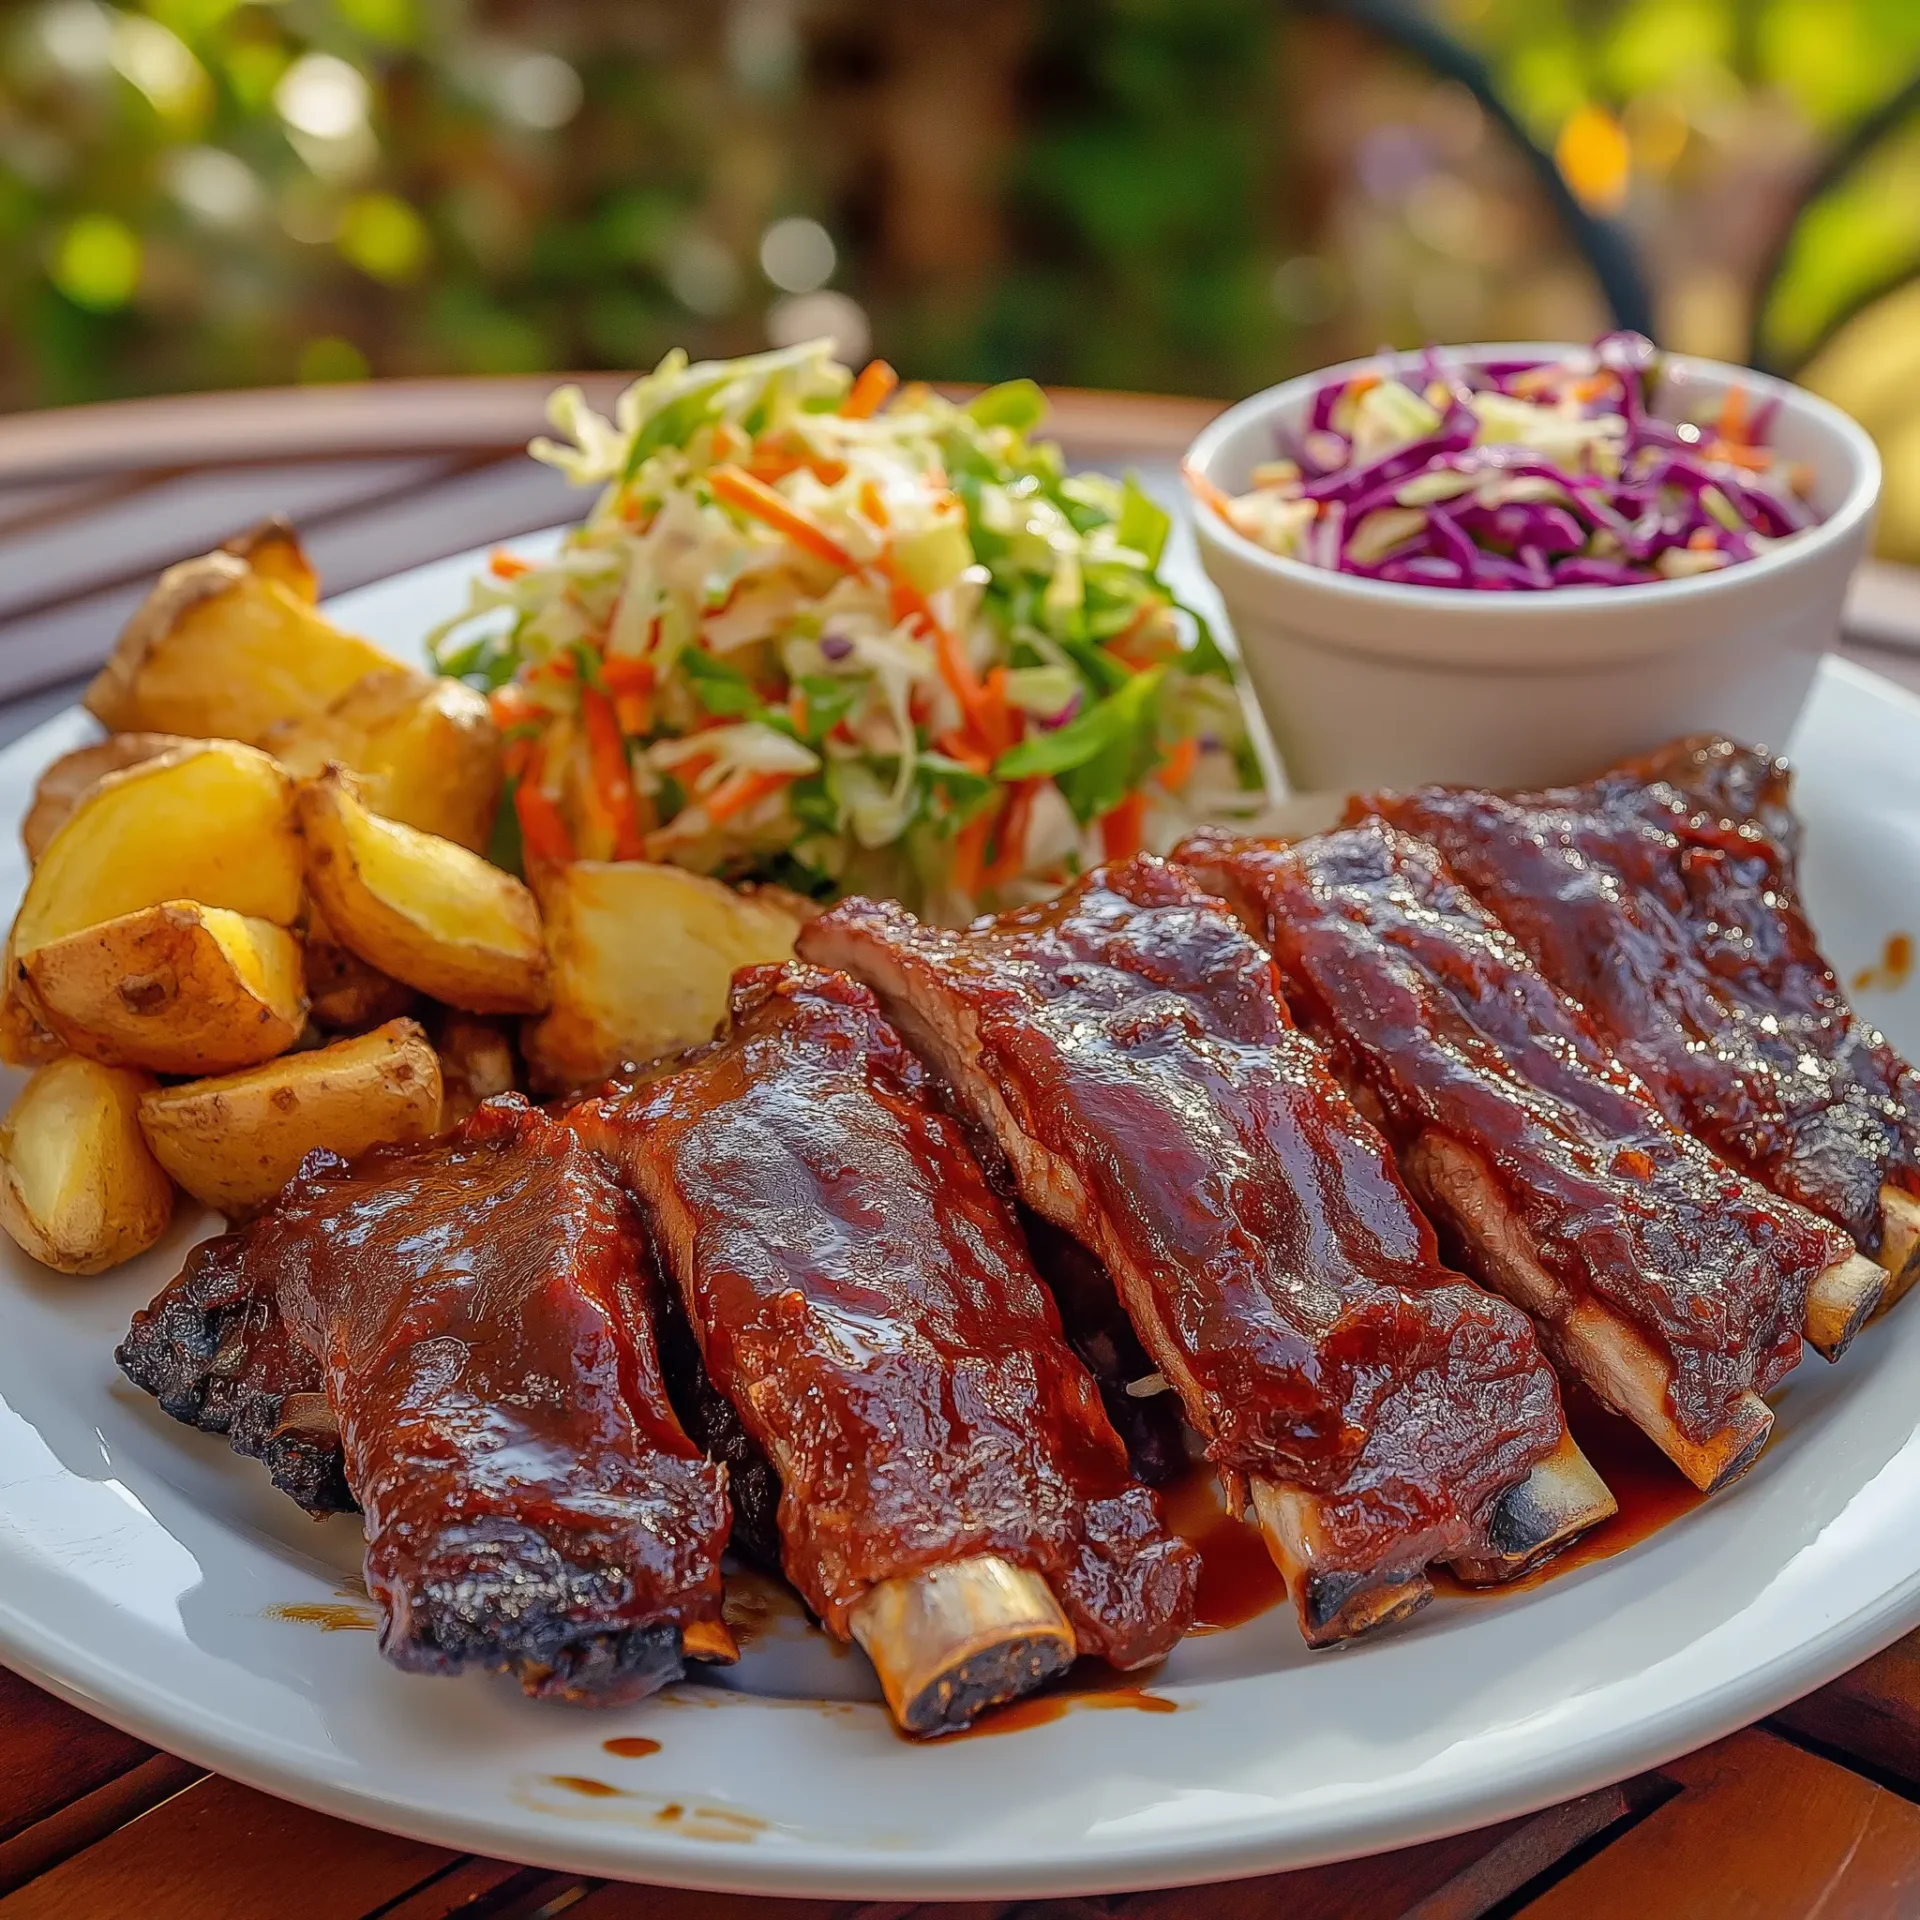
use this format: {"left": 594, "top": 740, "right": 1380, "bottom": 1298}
{"left": 570, "top": 964, "right": 1197, "bottom": 1733}
{"left": 129, "top": 1096, "right": 733, "bottom": 1703}
{"left": 119, "top": 1231, "right": 354, "bottom": 1517}
{"left": 1358, "top": 737, "right": 1920, "bottom": 1296}
{"left": 1177, "top": 822, "right": 1870, "bottom": 1490}
{"left": 801, "top": 859, "right": 1613, "bottom": 1646}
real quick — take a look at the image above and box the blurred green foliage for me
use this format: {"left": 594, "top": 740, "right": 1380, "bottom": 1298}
{"left": 8, "top": 0, "right": 1920, "bottom": 415}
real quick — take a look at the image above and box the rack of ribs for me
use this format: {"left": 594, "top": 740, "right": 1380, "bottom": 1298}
{"left": 1178, "top": 820, "right": 1878, "bottom": 1492}
{"left": 1358, "top": 737, "right": 1920, "bottom": 1302}
{"left": 569, "top": 963, "right": 1198, "bottom": 1735}
{"left": 801, "top": 858, "right": 1616, "bottom": 1648}
{"left": 119, "top": 1096, "right": 732, "bottom": 1704}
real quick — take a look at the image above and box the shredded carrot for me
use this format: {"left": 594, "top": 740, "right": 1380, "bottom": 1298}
{"left": 672, "top": 749, "right": 718, "bottom": 788}
{"left": 1687, "top": 527, "right": 1718, "bottom": 551}
{"left": 580, "top": 690, "right": 645, "bottom": 859}
{"left": 1345, "top": 372, "right": 1382, "bottom": 404}
{"left": 711, "top": 420, "right": 749, "bottom": 462}
{"left": 859, "top": 478, "right": 890, "bottom": 528}
{"left": 952, "top": 808, "right": 992, "bottom": 898}
{"left": 1100, "top": 791, "right": 1147, "bottom": 861}
{"left": 1158, "top": 735, "right": 1199, "bottom": 793}
{"left": 601, "top": 656, "right": 655, "bottom": 696}
{"left": 842, "top": 360, "right": 899, "bottom": 420}
{"left": 1180, "top": 460, "right": 1238, "bottom": 527}
{"left": 788, "top": 688, "right": 809, "bottom": 734}
{"left": 489, "top": 549, "right": 532, "bottom": 580}
{"left": 515, "top": 782, "right": 575, "bottom": 865}
{"left": 612, "top": 692, "right": 649, "bottom": 735}
{"left": 709, "top": 465, "right": 855, "bottom": 571}
{"left": 489, "top": 684, "right": 540, "bottom": 731}
{"left": 502, "top": 735, "right": 533, "bottom": 782}
{"left": 704, "top": 768, "right": 793, "bottom": 826}
{"left": 1706, "top": 437, "right": 1771, "bottom": 472}
{"left": 933, "top": 728, "right": 991, "bottom": 775}
{"left": 1568, "top": 371, "right": 1615, "bottom": 404}
{"left": 531, "top": 652, "right": 578, "bottom": 684}
{"left": 984, "top": 779, "right": 1038, "bottom": 888}
{"left": 978, "top": 665, "right": 1018, "bottom": 758}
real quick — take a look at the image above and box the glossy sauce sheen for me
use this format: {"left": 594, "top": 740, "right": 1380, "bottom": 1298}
{"left": 803, "top": 861, "right": 1565, "bottom": 1581}
{"left": 251, "top": 1098, "right": 731, "bottom": 1703}
{"left": 1179, "top": 822, "right": 1838, "bottom": 1442}
{"left": 570, "top": 966, "right": 1196, "bottom": 1666}
{"left": 1158, "top": 1466, "right": 1291, "bottom": 1631}
{"left": 1360, "top": 737, "right": 1920, "bottom": 1253}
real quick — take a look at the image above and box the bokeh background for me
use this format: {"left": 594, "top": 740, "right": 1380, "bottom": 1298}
{"left": 8, "top": 0, "right": 1920, "bottom": 553}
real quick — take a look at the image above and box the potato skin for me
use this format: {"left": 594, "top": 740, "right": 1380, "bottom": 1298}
{"left": 264, "top": 668, "right": 501, "bottom": 852}
{"left": 297, "top": 767, "right": 547, "bottom": 1014}
{"left": 0, "top": 1057, "right": 174, "bottom": 1274}
{"left": 22, "top": 732, "right": 195, "bottom": 866}
{"left": 86, "top": 551, "right": 398, "bottom": 743}
{"left": 523, "top": 861, "right": 811, "bottom": 1091}
{"left": 220, "top": 516, "right": 317, "bottom": 602}
{"left": 20, "top": 902, "right": 306, "bottom": 1075}
{"left": 137, "top": 1017, "right": 443, "bottom": 1215}
{"left": 13, "top": 741, "right": 303, "bottom": 955}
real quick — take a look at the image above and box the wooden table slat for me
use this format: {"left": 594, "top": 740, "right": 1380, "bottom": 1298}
{"left": 1521, "top": 1728, "right": 1920, "bottom": 1919}
{"left": 0, "top": 1774, "right": 463, "bottom": 1920}
{"left": 0, "top": 454, "right": 463, "bottom": 626}
{"left": 0, "top": 1672, "right": 156, "bottom": 1848}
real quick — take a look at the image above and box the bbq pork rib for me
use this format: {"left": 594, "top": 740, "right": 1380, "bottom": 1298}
{"left": 802, "top": 859, "right": 1615, "bottom": 1647}
{"left": 119, "top": 1229, "right": 353, "bottom": 1517}
{"left": 1358, "top": 737, "right": 1920, "bottom": 1299}
{"left": 570, "top": 964, "right": 1197, "bottom": 1734}
{"left": 120, "top": 1097, "right": 733, "bottom": 1704}
{"left": 1178, "top": 821, "right": 1878, "bottom": 1492}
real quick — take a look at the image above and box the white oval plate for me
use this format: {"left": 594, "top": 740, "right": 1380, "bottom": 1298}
{"left": 3, "top": 528, "right": 1920, "bottom": 1900}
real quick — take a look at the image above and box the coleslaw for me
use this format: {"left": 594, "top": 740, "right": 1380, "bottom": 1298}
{"left": 430, "top": 342, "right": 1258, "bottom": 921}
{"left": 1191, "top": 333, "right": 1819, "bottom": 590}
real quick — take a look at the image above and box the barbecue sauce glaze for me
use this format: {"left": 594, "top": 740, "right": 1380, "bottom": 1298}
{"left": 248, "top": 1098, "right": 732, "bottom": 1702}
{"left": 1179, "top": 820, "right": 1839, "bottom": 1443}
{"left": 1359, "top": 736, "right": 1920, "bottom": 1254}
{"left": 803, "top": 858, "right": 1568, "bottom": 1585}
{"left": 571, "top": 964, "right": 1197, "bottom": 1669}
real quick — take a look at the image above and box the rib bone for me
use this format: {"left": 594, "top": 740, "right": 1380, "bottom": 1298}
{"left": 850, "top": 1555, "right": 1076, "bottom": 1736}
{"left": 1406, "top": 1131, "right": 1772, "bottom": 1494}
{"left": 1879, "top": 1187, "right": 1920, "bottom": 1310}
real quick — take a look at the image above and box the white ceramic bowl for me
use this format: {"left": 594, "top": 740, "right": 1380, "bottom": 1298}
{"left": 1186, "top": 342, "right": 1882, "bottom": 791}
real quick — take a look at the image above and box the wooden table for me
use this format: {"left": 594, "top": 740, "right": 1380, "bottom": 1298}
{"left": 4, "top": 380, "right": 1920, "bottom": 1919}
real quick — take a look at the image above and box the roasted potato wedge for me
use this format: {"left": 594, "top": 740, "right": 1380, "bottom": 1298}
{"left": 220, "top": 516, "right": 317, "bottom": 602}
{"left": 263, "top": 668, "right": 501, "bottom": 851}
{"left": 523, "top": 861, "right": 812, "bottom": 1090}
{"left": 86, "top": 547, "right": 400, "bottom": 742}
{"left": 20, "top": 902, "right": 306, "bottom": 1075}
{"left": 0, "top": 1057, "right": 173, "bottom": 1273}
{"left": 301, "top": 900, "right": 416, "bottom": 1032}
{"left": 0, "top": 987, "right": 62, "bottom": 1068}
{"left": 12, "top": 741, "right": 302, "bottom": 955}
{"left": 297, "top": 767, "right": 546, "bottom": 1014}
{"left": 138, "top": 1017, "right": 442, "bottom": 1215}
{"left": 434, "top": 1011, "right": 519, "bottom": 1127}
{"left": 22, "top": 732, "right": 194, "bottom": 865}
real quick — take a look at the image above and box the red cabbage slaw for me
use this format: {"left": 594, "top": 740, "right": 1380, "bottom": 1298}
{"left": 1189, "top": 333, "right": 1819, "bottom": 591}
